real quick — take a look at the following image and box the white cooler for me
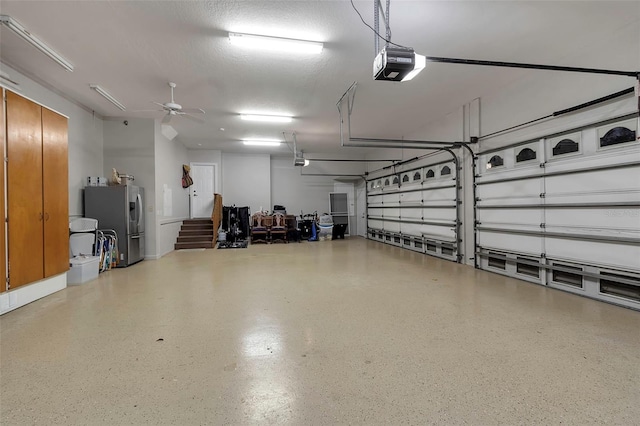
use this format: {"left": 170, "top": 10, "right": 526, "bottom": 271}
{"left": 68, "top": 256, "right": 100, "bottom": 285}
{"left": 68, "top": 231, "right": 100, "bottom": 285}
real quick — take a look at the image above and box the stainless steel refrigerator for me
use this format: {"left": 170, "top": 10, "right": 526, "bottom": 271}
{"left": 84, "top": 185, "right": 145, "bottom": 267}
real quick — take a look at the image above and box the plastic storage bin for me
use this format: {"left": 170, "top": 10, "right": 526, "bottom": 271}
{"left": 68, "top": 256, "right": 100, "bottom": 285}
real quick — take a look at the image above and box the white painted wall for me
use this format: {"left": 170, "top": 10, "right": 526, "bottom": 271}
{"left": 155, "top": 122, "right": 190, "bottom": 257}
{"left": 222, "top": 153, "right": 270, "bottom": 213}
{"left": 1, "top": 63, "right": 104, "bottom": 217}
{"left": 103, "top": 118, "right": 157, "bottom": 258}
{"left": 271, "top": 157, "right": 334, "bottom": 216}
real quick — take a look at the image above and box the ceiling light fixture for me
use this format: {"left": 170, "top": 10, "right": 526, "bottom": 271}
{"left": 240, "top": 114, "right": 292, "bottom": 123}
{"left": 0, "top": 15, "right": 74, "bottom": 72}
{"left": 229, "top": 32, "right": 323, "bottom": 54}
{"left": 89, "top": 84, "right": 126, "bottom": 111}
{"left": 242, "top": 139, "right": 282, "bottom": 147}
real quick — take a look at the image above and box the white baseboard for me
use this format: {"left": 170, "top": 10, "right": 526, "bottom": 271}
{"left": 144, "top": 254, "right": 161, "bottom": 260}
{"left": 0, "top": 273, "right": 66, "bottom": 315}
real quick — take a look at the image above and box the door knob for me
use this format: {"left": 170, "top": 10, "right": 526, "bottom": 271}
{"left": 45, "top": 212, "right": 50, "bottom": 221}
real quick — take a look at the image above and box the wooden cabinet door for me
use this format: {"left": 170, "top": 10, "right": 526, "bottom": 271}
{"left": 0, "top": 91, "right": 6, "bottom": 292}
{"left": 6, "top": 91, "right": 44, "bottom": 288}
{"left": 42, "top": 108, "right": 69, "bottom": 278}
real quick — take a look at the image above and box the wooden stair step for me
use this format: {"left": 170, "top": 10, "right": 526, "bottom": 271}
{"left": 183, "top": 219, "right": 213, "bottom": 225}
{"left": 181, "top": 223, "right": 213, "bottom": 230}
{"left": 179, "top": 229, "right": 213, "bottom": 237}
{"left": 175, "top": 241, "right": 214, "bottom": 250}
{"left": 177, "top": 235, "right": 213, "bottom": 243}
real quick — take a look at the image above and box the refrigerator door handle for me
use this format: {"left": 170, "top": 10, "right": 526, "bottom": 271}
{"left": 136, "top": 193, "right": 142, "bottom": 226}
{"left": 131, "top": 235, "right": 141, "bottom": 239}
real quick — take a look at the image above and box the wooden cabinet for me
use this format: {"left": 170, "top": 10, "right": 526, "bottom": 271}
{"left": 42, "top": 108, "right": 69, "bottom": 277}
{"left": 0, "top": 92, "right": 5, "bottom": 292}
{"left": 4, "top": 90, "right": 68, "bottom": 290}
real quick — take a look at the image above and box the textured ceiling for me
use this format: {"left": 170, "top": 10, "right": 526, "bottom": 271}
{"left": 1, "top": 1, "right": 638, "bottom": 154}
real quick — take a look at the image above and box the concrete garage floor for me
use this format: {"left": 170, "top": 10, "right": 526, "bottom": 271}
{"left": 1, "top": 238, "right": 639, "bottom": 424}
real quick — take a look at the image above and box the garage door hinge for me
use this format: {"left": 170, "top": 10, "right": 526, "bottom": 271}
{"left": 539, "top": 162, "right": 546, "bottom": 168}
{"left": 541, "top": 253, "right": 546, "bottom": 259}
{"left": 539, "top": 193, "right": 546, "bottom": 198}
{"left": 540, "top": 223, "right": 546, "bottom": 229}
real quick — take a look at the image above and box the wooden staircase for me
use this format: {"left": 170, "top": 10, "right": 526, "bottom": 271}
{"left": 175, "top": 219, "right": 215, "bottom": 250}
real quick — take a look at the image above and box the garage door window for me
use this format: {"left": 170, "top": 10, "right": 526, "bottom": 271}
{"left": 516, "top": 148, "right": 537, "bottom": 163}
{"left": 384, "top": 178, "right": 390, "bottom": 186}
{"left": 552, "top": 139, "right": 579, "bottom": 156}
{"left": 402, "top": 174, "right": 410, "bottom": 183}
{"left": 413, "top": 171, "right": 421, "bottom": 181}
{"left": 486, "top": 155, "right": 504, "bottom": 169}
{"left": 441, "top": 166, "right": 451, "bottom": 176}
{"left": 600, "top": 272, "right": 640, "bottom": 302}
{"left": 552, "top": 263, "right": 583, "bottom": 288}
{"left": 425, "top": 169, "right": 435, "bottom": 179}
{"left": 600, "top": 127, "right": 636, "bottom": 147}
{"left": 392, "top": 176, "right": 399, "bottom": 185}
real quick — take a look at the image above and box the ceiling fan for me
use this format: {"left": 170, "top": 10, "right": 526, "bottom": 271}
{"left": 136, "top": 82, "right": 205, "bottom": 123}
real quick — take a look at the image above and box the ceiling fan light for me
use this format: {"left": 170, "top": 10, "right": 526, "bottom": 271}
{"left": 243, "top": 139, "right": 282, "bottom": 146}
{"left": 240, "top": 114, "right": 292, "bottom": 123}
{"left": 229, "top": 32, "right": 323, "bottom": 54}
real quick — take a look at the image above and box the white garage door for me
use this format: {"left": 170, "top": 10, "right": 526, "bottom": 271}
{"left": 367, "top": 160, "right": 459, "bottom": 261}
{"left": 476, "top": 115, "right": 640, "bottom": 309}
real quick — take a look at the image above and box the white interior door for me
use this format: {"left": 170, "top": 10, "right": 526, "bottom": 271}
{"left": 190, "top": 163, "right": 216, "bottom": 218}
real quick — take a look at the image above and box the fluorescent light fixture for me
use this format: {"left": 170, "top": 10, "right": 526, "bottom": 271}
{"left": 89, "top": 84, "right": 126, "bottom": 111}
{"left": 0, "top": 15, "right": 74, "bottom": 72}
{"left": 304, "top": 159, "right": 310, "bottom": 167}
{"left": 242, "top": 139, "right": 282, "bottom": 147}
{"left": 402, "top": 54, "right": 426, "bottom": 82}
{"left": 229, "top": 32, "right": 323, "bottom": 54}
{"left": 240, "top": 114, "right": 292, "bottom": 123}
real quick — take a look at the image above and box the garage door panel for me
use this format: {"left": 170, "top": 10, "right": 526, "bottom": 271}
{"left": 422, "top": 209, "right": 457, "bottom": 221}
{"left": 477, "top": 179, "right": 542, "bottom": 203}
{"left": 546, "top": 238, "right": 640, "bottom": 272}
{"left": 478, "top": 231, "right": 543, "bottom": 255}
{"left": 423, "top": 188, "right": 456, "bottom": 202}
{"left": 401, "top": 209, "right": 422, "bottom": 220}
{"left": 478, "top": 208, "right": 541, "bottom": 226}
{"left": 545, "top": 207, "right": 640, "bottom": 230}
{"left": 368, "top": 208, "right": 384, "bottom": 217}
{"left": 545, "top": 166, "right": 640, "bottom": 196}
{"left": 384, "top": 221, "right": 400, "bottom": 233}
{"left": 412, "top": 226, "right": 456, "bottom": 241}
{"left": 367, "top": 219, "right": 384, "bottom": 230}
{"left": 384, "top": 208, "right": 400, "bottom": 217}
{"left": 400, "top": 191, "right": 423, "bottom": 203}
{"left": 382, "top": 193, "right": 400, "bottom": 204}
{"left": 368, "top": 194, "right": 384, "bottom": 205}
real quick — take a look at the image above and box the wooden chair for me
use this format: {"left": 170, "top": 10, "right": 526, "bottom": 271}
{"left": 250, "top": 212, "right": 270, "bottom": 244}
{"left": 271, "top": 212, "right": 287, "bottom": 243}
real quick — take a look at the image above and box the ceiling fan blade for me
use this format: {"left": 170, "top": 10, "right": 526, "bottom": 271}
{"left": 181, "top": 113, "right": 205, "bottom": 124}
{"left": 129, "top": 109, "right": 164, "bottom": 113}
{"left": 152, "top": 101, "right": 166, "bottom": 108}
{"left": 161, "top": 113, "right": 172, "bottom": 124}
{"left": 181, "top": 108, "right": 205, "bottom": 114}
